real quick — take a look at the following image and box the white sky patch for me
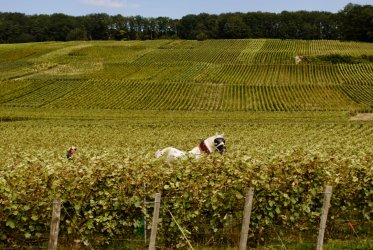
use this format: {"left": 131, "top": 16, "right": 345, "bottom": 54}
{"left": 80, "top": 0, "right": 140, "bottom": 9}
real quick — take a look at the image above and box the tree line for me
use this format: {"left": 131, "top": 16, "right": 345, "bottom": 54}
{"left": 0, "top": 3, "right": 372, "bottom": 43}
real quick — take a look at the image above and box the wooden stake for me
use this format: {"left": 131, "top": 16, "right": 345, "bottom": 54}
{"left": 239, "top": 188, "right": 255, "bottom": 250}
{"left": 144, "top": 183, "right": 147, "bottom": 245}
{"left": 149, "top": 193, "right": 161, "bottom": 250}
{"left": 48, "top": 198, "right": 61, "bottom": 250}
{"left": 316, "top": 185, "right": 332, "bottom": 250}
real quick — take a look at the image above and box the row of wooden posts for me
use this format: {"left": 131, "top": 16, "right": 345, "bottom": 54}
{"left": 48, "top": 185, "right": 333, "bottom": 250}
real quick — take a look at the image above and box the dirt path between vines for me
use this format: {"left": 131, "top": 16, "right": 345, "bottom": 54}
{"left": 350, "top": 113, "right": 373, "bottom": 121}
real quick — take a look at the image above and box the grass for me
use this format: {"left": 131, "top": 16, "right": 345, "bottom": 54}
{"left": 59, "top": 237, "right": 372, "bottom": 249}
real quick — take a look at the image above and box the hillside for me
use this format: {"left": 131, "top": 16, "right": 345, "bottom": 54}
{"left": 1, "top": 39, "right": 372, "bottom": 248}
{"left": 0, "top": 39, "right": 372, "bottom": 113}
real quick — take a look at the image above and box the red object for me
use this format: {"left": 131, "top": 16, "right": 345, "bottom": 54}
{"left": 348, "top": 221, "right": 356, "bottom": 232}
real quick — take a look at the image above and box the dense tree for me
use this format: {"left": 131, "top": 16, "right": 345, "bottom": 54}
{"left": 156, "top": 17, "right": 177, "bottom": 38}
{"left": 339, "top": 3, "right": 373, "bottom": 42}
{"left": 219, "top": 13, "right": 251, "bottom": 38}
{"left": 109, "top": 15, "right": 129, "bottom": 40}
{"left": 242, "top": 12, "right": 277, "bottom": 38}
{"left": 177, "top": 14, "right": 198, "bottom": 39}
{"left": 29, "top": 15, "right": 52, "bottom": 42}
{"left": 66, "top": 27, "right": 88, "bottom": 41}
{"left": 0, "top": 12, "right": 34, "bottom": 43}
{"left": 0, "top": 4, "right": 371, "bottom": 43}
{"left": 48, "top": 13, "right": 78, "bottom": 41}
{"left": 195, "top": 13, "right": 219, "bottom": 40}
{"left": 82, "top": 13, "right": 111, "bottom": 40}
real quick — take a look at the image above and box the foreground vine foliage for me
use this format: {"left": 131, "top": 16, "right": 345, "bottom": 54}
{"left": 0, "top": 114, "right": 372, "bottom": 248}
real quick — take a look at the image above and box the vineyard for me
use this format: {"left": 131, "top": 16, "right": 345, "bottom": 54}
{"left": 0, "top": 113, "right": 372, "bottom": 248}
{"left": 0, "top": 39, "right": 372, "bottom": 112}
{"left": 0, "top": 39, "right": 372, "bottom": 249}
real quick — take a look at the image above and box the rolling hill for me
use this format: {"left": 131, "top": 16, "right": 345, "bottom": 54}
{"left": 0, "top": 39, "right": 372, "bottom": 112}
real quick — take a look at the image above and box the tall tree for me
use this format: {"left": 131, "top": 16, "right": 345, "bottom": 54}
{"left": 177, "top": 14, "right": 198, "bottom": 39}
{"left": 156, "top": 17, "right": 177, "bottom": 38}
{"left": 0, "top": 12, "right": 34, "bottom": 43}
{"left": 109, "top": 15, "right": 129, "bottom": 40}
{"left": 0, "top": 3, "right": 371, "bottom": 43}
{"left": 218, "top": 13, "right": 251, "bottom": 39}
{"left": 339, "top": 4, "right": 373, "bottom": 42}
{"left": 194, "top": 13, "right": 219, "bottom": 40}
{"left": 82, "top": 13, "right": 111, "bottom": 40}
{"left": 48, "top": 13, "right": 78, "bottom": 41}
{"left": 29, "top": 14, "right": 51, "bottom": 42}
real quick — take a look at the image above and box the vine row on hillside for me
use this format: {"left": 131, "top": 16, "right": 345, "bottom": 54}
{"left": 39, "top": 80, "right": 365, "bottom": 111}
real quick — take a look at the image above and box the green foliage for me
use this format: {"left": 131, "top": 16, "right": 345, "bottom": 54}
{"left": 317, "top": 54, "right": 356, "bottom": 64}
{"left": 307, "top": 54, "right": 373, "bottom": 64}
{"left": 324, "top": 239, "right": 373, "bottom": 250}
{"left": 1, "top": 4, "right": 372, "bottom": 43}
{"left": 0, "top": 116, "right": 372, "bottom": 247}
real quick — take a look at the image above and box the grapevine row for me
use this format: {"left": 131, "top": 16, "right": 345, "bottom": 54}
{"left": 12, "top": 79, "right": 363, "bottom": 111}
{"left": 1, "top": 115, "right": 372, "bottom": 247}
{"left": 2, "top": 78, "right": 367, "bottom": 112}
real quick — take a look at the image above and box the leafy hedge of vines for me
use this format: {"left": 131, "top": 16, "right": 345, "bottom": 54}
{"left": 1, "top": 148, "right": 372, "bottom": 247}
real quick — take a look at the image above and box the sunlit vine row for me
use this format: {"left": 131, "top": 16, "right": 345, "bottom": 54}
{"left": 0, "top": 80, "right": 32, "bottom": 102}
{"left": 194, "top": 64, "right": 347, "bottom": 86}
{"left": 0, "top": 116, "right": 372, "bottom": 247}
{"left": 341, "top": 85, "right": 373, "bottom": 108}
{"left": 338, "top": 64, "right": 373, "bottom": 85}
{"left": 41, "top": 79, "right": 362, "bottom": 111}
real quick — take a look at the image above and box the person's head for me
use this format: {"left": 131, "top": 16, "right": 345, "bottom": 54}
{"left": 67, "top": 146, "right": 78, "bottom": 159}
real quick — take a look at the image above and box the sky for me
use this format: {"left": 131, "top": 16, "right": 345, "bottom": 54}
{"left": 1, "top": 0, "right": 372, "bottom": 19}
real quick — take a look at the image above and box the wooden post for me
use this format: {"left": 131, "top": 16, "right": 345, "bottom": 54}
{"left": 144, "top": 183, "right": 147, "bottom": 245}
{"left": 239, "top": 188, "right": 255, "bottom": 250}
{"left": 48, "top": 198, "right": 61, "bottom": 250}
{"left": 316, "top": 185, "right": 332, "bottom": 250}
{"left": 149, "top": 193, "right": 161, "bottom": 250}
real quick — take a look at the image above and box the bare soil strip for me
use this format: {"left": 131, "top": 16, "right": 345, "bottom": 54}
{"left": 350, "top": 113, "right": 373, "bottom": 121}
